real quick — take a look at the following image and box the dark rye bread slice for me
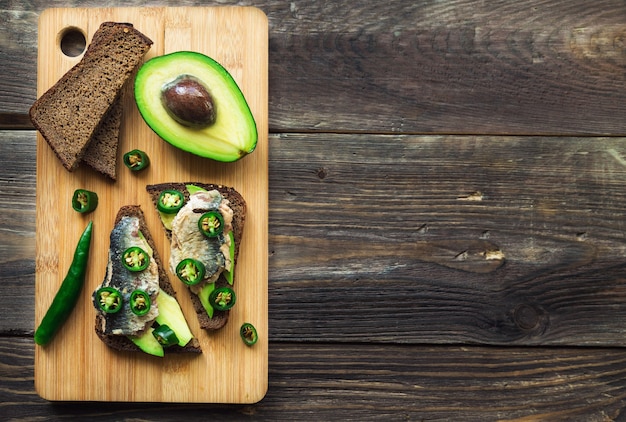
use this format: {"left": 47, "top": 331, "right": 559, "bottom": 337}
{"left": 29, "top": 22, "right": 152, "bottom": 171}
{"left": 81, "top": 92, "right": 123, "bottom": 180}
{"left": 81, "top": 23, "right": 137, "bottom": 180}
{"left": 94, "top": 205, "right": 201, "bottom": 354}
{"left": 78, "top": 22, "right": 127, "bottom": 179}
{"left": 146, "top": 183, "right": 247, "bottom": 331}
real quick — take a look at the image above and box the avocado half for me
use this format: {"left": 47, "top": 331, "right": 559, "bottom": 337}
{"left": 134, "top": 51, "right": 257, "bottom": 162}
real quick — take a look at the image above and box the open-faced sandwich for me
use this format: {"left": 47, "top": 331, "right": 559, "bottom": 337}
{"left": 146, "top": 183, "right": 246, "bottom": 331}
{"left": 92, "top": 205, "right": 201, "bottom": 357}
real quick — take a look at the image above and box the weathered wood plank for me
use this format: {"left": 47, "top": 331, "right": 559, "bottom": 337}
{"left": 268, "top": 133, "right": 626, "bottom": 346}
{"left": 0, "top": 9, "right": 38, "bottom": 114}
{"left": 1, "top": 337, "right": 625, "bottom": 420}
{"left": 0, "top": 131, "right": 36, "bottom": 334}
{"left": 1, "top": 0, "right": 626, "bottom": 134}
{"left": 5, "top": 130, "right": 626, "bottom": 347}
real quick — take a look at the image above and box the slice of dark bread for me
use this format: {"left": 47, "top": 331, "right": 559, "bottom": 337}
{"left": 80, "top": 22, "right": 137, "bottom": 180}
{"left": 94, "top": 205, "right": 201, "bottom": 354}
{"left": 29, "top": 22, "right": 152, "bottom": 171}
{"left": 81, "top": 91, "right": 123, "bottom": 180}
{"left": 146, "top": 183, "right": 247, "bottom": 331}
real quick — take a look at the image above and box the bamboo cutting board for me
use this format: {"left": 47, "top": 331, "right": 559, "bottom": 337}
{"left": 34, "top": 7, "right": 268, "bottom": 403}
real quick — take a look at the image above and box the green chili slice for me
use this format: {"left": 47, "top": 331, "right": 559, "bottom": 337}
{"left": 72, "top": 189, "right": 98, "bottom": 214}
{"left": 240, "top": 323, "right": 258, "bottom": 346}
{"left": 95, "top": 287, "right": 122, "bottom": 314}
{"left": 175, "top": 258, "right": 205, "bottom": 285}
{"left": 157, "top": 190, "right": 185, "bottom": 214}
{"left": 122, "top": 246, "right": 150, "bottom": 272}
{"left": 198, "top": 211, "right": 224, "bottom": 238}
{"left": 209, "top": 286, "right": 236, "bottom": 311}
{"left": 152, "top": 324, "right": 179, "bottom": 347}
{"left": 130, "top": 289, "right": 151, "bottom": 316}
{"left": 34, "top": 221, "right": 93, "bottom": 346}
{"left": 123, "top": 149, "right": 150, "bottom": 171}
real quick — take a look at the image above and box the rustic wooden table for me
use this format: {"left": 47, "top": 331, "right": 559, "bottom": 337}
{"left": 3, "top": 0, "right": 626, "bottom": 420}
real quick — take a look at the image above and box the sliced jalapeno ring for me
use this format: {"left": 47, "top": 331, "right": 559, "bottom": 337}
{"left": 123, "top": 149, "right": 150, "bottom": 171}
{"left": 198, "top": 211, "right": 224, "bottom": 238}
{"left": 72, "top": 189, "right": 98, "bottom": 214}
{"left": 122, "top": 246, "right": 150, "bottom": 272}
{"left": 240, "top": 323, "right": 258, "bottom": 346}
{"left": 152, "top": 324, "right": 179, "bottom": 347}
{"left": 130, "top": 289, "right": 151, "bottom": 316}
{"left": 209, "top": 286, "right": 236, "bottom": 311}
{"left": 157, "top": 190, "right": 185, "bottom": 214}
{"left": 96, "top": 287, "right": 122, "bottom": 314}
{"left": 175, "top": 258, "right": 206, "bottom": 285}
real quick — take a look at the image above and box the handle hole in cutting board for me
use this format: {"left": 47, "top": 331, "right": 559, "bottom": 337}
{"left": 59, "top": 27, "right": 86, "bottom": 57}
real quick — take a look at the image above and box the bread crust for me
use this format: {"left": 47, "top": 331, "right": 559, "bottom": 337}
{"left": 94, "top": 205, "right": 201, "bottom": 354}
{"left": 146, "top": 183, "right": 247, "bottom": 331}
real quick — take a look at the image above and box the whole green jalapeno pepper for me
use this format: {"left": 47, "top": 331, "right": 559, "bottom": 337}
{"left": 34, "top": 221, "right": 93, "bottom": 346}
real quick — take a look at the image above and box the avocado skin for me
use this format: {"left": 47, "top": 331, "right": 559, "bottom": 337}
{"left": 134, "top": 51, "right": 257, "bottom": 162}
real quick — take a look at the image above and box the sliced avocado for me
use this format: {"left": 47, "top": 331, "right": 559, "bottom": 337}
{"left": 134, "top": 51, "right": 257, "bottom": 162}
{"left": 186, "top": 184, "right": 207, "bottom": 195}
{"left": 137, "top": 230, "right": 153, "bottom": 257}
{"left": 157, "top": 211, "right": 177, "bottom": 231}
{"left": 198, "top": 282, "right": 216, "bottom": 318}
{"left": 129, "top": 327, "right": 164, "bottom": 357}
{"left": 154, "top": 289, "right": 194, "bottom": 347}
{"left": 224, "top": 231, "right": 235, "bottom": 285}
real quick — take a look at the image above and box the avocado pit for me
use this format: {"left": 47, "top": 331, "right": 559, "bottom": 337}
{"left": 161, "top": 75, "right": 216, "bottom": 127}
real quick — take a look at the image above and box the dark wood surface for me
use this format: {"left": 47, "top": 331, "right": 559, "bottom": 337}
{"left": 2, "top": 0, "right": 626, "bottom": 419}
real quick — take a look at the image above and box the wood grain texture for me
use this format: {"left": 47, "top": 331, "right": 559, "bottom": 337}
{"left": 2, "top": 338, "right": 626, "bottom": 421}
{"left": 0, "top": 131, "right": 36, "bottom": 334}
{"left": 268, "top": 133, "right": 626, "bottom": 346}
{"left": 2, "top": 0, "right": 626, "bottom": 135}
{"left": 33, "top": 7, "right": 268, "bottom": 403}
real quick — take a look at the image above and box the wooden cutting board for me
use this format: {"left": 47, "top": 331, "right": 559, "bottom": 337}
{"left": 34, "top": 7, "right": 268, "bottom": 403}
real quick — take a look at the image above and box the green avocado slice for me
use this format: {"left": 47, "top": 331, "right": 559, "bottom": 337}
{"left": 154, "top": 289, "right": 194, "bottom": 347}
{"left": 129, "top": 327, "right": 164, "bottom": 357}
{"left": 134, "top": 51, "right": 257, "bottom": 162}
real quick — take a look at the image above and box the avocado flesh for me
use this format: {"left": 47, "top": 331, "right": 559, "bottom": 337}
{"left": 154, "top": 289, "right": 194, "bottom": 347}
{"left": 127, "top": 288, "right": 194, "bottom": 355}
{"left": 198, "top": 282, "right": 216, "bottom": 318}
{"left": 224, "top": 231, "right": 235, "bottom": 285}
{"left": 129, "top": 327, "right": 164, "bottom": 357}
{"left": 134, "top": 51, "right": 257, "bottom": 162}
